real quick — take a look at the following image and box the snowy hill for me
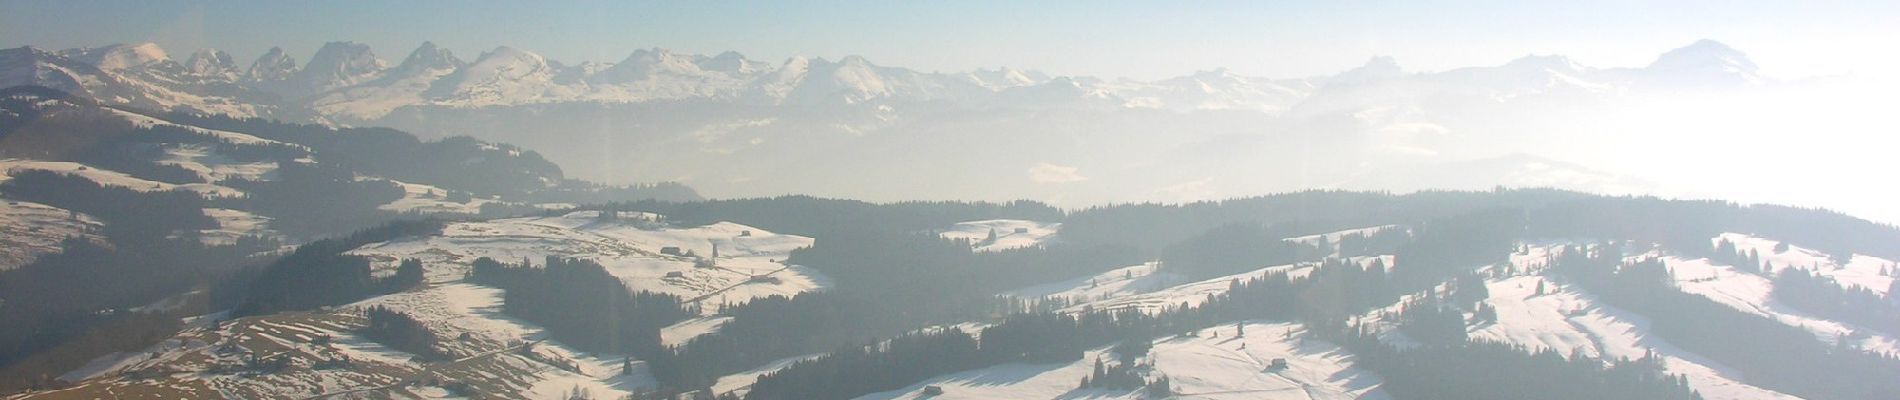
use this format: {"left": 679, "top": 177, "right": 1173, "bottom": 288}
{"left": 857, "top": 322, "right": 1388, "bottom": 400}
{"left": 22, "top": 210, "right": 824, "bottom": 399}
{"left": 938, "top": 219, "right": 1061, "bottom": 252}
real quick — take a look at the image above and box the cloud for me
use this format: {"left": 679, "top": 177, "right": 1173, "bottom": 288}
{"left": 1027, "top": 163, "right": 1087, "bottom": 184}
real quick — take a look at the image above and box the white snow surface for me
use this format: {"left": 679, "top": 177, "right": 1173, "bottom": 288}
{"left": 0, "top": 159, "right": 244, "bottom": 198}
{"left": 661, "top": 316, "right": 733, "bottom": 347}
{"left": 1283, "top": 225, "right": 1398, "bottom": 246}
{"left": 857, "top": 321, "right": 1387, "bottom": 400}
{"left": 1716, "top": 232, "right": 1895, "bottom": 296}
{"left": 1462, "top": 271, "right": 1797, "bottom": 400}
{"left": 0, "top": 199, "right": 101, "bottom": 270}
{"left": 370, "top": 178, "right": 500, "bottom": 214}
{"left": 156, "top": 144, "right": 279, "bottom": 183}
{"left": 1056, "top": 257, "right": 1386, "bottom": 315}
{"left": 939, "top": 219, "right": 1061, "bottom": 252}
{"left": 347, "top": 210, "right": 828, "bottom": 306}
{"left": 193, "top": 208, "right": 275, "bottom": 246}
{"left": 1651, "top": 254, "right": 1900, "bottom": 355}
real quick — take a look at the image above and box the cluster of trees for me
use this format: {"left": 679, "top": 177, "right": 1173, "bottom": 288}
{"left": 0, "top": 170, "right": 215, "bottom": 236}
{"left": 159, "top": 113, "right": 564, "bottom": 198}
{"left": 221, "top": 161, "right": 406, "bottom": 239}
{"left": 1077, "top": 356, "right": 1150, "bottom": 391}
{"left": 468, "top": 256, "right": 691, "bottom": 356}
{"left": 1710, "top": 238, "right": 1774, "bottom": 274}
{"left": 228, "top": 221, "right": 443, "bottom": 316}
{"left": 360, "top": 305, "right": 442, "bottom": 360}
{"left": 647, "top": 292, "right": 883, "bottom": 390}
{"left": 1770, "top": 268, "right": 1899, "bottom": 337}
{"left": 1397, "top": 296, "right": 1472, "bottom": 347}
{"left": 745, "top": 328, "right": 981, "bottom": 400}
{"left": 0, "top": 168, "right": 276, "bottom": 391}
{"left": 642, "top": 232, "right": 1143, "bottom": 392}
{"left": 1158, "top": 223, "right": 1310, "bottom": 279}
{"left": 1552, "top": 248, "right": 1900, "bottom": 399}
{"left": 1322, "top": 324, "right": 1701, "bottom": 400}
{"left": 746, "top": 311, "right": 1164, "bottom": 400}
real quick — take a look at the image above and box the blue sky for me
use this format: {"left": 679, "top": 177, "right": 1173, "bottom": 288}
{"left": 3, "top": 0, "right": 1896, "bottom": 79}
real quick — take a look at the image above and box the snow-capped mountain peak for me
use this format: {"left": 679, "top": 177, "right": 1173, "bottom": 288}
{"left": 1641, "top": 39, "right": 1760, "bottom": 86}
{"left": 61, "top": 42, "right": 171, "bottom": 72}
{"left": 183, "top": 48, "right": 238, "bottom": 78}
{"left": 393, "top": 41, "right": 463, "bottom": 75}
{"left": 699, "top": 51, "right": 761, "bottom": 74}
{"left": 291, "top": 41, "right": 387, "bottom": 94}
{"left": 1329, "top": 56, "right": 1405, "bottom": 86}
{"left": 246, "top": 46, "right": 298, "bottom": 82}
{"left": 592, "top": 48, "right": 706, "bottom": 83}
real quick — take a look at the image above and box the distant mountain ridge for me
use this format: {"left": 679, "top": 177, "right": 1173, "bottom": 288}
{"left": 0, "top": 39, "right": 1767, "bottom": 122}
{"left": 0, "top": 39, "right": 1778, "bottom": 206}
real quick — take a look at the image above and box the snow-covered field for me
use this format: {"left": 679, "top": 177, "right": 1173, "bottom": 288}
{"left": 1652, "top": 254, "right": 1900, "bottom": 354}
{"left": 371, "top": 178, "right": 500, "bottom": 215}
{"left": 35, "top": 210, "right": 829, "bottom": 400}
{"left": 1283, "top": 225, "right": 1397, "bottom": 247}
{"left": 1053, "top": 257, "right": 1381, "bottom": 315}
{"left": 1464, "top": 272, "right": 1796, "bottom": 400}
{"left": 347, "top": 210, "right": 828, "bottom": 304}
{"left": 157, "top": 144, "right": 279, "bottom": 183}
{"left": 192, "top": 208, "right": 276, "bottom": 246}
{"left": 0, "top": 159, "right": 244, "bottom": 198}
{"left": 1716, "top": 233, "right": 1895, "bottom": 296}
{"left": 0, "top": 199, "right": 100, "bottom": 270}
{"left": 939, "top": 219, "right": 1061, "bottom": 252}
{"left": 857, "top": 321, "right": 1387, "bottom": 400}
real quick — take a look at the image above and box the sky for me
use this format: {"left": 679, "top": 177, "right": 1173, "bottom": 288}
{"left": 4, "top": 0, "right": 1898, "bottom": 80}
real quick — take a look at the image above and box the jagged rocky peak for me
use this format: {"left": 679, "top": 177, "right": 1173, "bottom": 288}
{"left": 295, "top": 41, "right": 387, "bottom": 89}
{"left": 183, "top": 48, "right": 238, "bottom": 77}
{"left": 247, "top": 46, "right": 299, "bottom": 82}
{"left": 592, "top": 48, "right": 703, "bottom": 83}
{"left": 394, "top": 41, "right": 464, "bottom": 74}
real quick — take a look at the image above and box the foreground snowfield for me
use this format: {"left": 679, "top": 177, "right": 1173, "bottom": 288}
{"left": 24, "top": 211, "right": 826, "bottom": 399}
{"left": 1465, "top": 270, "right": 1796, "bottom": 400}
{"left": 857, "top": 321, "right": 1388, "bottom": 400}
{"left": 29, "top": 218, "right": 1900, "bottom": 398}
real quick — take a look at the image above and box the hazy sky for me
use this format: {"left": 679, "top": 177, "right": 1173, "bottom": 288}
{"left": 4, "top": 0, "right": 1897, "bottom": 80}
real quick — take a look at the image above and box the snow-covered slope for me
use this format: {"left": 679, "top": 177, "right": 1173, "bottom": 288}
{"left": 857, "top": 321, "right": 1387, "bottom": 400}
{"left": 939, "top": 219, "right": 1061, "bottom": 252}
{"left": 346, "top": 210, "right": 826, "bottom": 305}
{"left": 1340, "top": 243, "right": 1799, "bottom": 400}
{"left": 0, "top": 199, "right": 101, "bottom": 270}
{"left": 1054, "top": 258, "right": 1375, "bottom": 315}
{"left": 1461, "top": 271, "right": 1796, "bottom": 400}
{"left": 1715, "top": 232, "right": 1896, "bottom": 296}
{"left": 32, "top": 210, "right": 824, "bottom": 399}
{"left": 1647, "top": 254, "right": 1899, "bottom": 354}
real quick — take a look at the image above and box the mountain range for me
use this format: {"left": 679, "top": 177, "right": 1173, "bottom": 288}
{"left": 0, "top": 39, "right": 1763, "bottom": 207}
{"left": 0, "top": 39, "right": 1763, "bottom": 121}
